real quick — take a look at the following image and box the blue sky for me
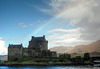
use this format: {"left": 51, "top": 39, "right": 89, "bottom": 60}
{"left": 0, "top": 0, "right": 100, "bottom": 55}
{"left": 0, "top": 0, "right": 51, "bottom": 46}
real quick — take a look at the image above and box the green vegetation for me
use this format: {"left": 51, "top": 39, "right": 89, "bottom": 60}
{"left": 90, "top": 54, "right": 100, "bottom": 57}
{"left": 84, "top": 61, "right": 91, "bottom": 63}
{"left": 71, "top": 53, "right": 100, "bottom": 58}
{"left": 4, "top": 58, "right": 71, "bottom": 64}
{"left": 59, "top": 53, "right": 71, "bottom": 59}
{"left": 71, "top": 54, "right": 84, "bottom": 58}
{"left": 2, "top": 53, "right": 99, "bottom": 64}
{"left": 84, "top": 53, "right": 90, "bottom": 59}
{"left": 18, "top": 55, "right": 32, "bottom": 62}
{"left": 4, "top": 54, "right": 72, "bottom": 64}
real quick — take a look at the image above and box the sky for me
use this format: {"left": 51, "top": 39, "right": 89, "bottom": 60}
{"left": 0, "top": 0, "right": 100, "bottom": 55}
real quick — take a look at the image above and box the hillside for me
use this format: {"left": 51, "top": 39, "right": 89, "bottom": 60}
{"left": 0, "top": 55, "right": 7, "bottom": 58}
{"left": 69, "top": 40, "right": 100, "bottom": 54}
{"left": 50, "top": 40, "right": 100, "bottom": 54}
{"left": 50, "top": 46, "right": 73, "bottom": 53}
{"left": 0, "top": 56, "right": 8, "bottom": 61}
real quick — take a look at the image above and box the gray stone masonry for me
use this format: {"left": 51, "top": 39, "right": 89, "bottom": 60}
{"left": 8, "top": 35, "right": 57, "bottom": 61}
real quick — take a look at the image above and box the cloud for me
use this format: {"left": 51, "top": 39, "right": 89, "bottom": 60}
{"left": 40, "top": 0, "right": 91, "bottom": 16}
{"left": 29, "top": 24, "right": 33, "bottom": 26}
{"left": 48, "top": 28, "right": 80, "bottom": 35}
{"left": 19, "top": 23, "right": 27, "bottom": 28}
{"left": 40, "top": 0, "right": 100, "bottom": 47}
{"left": 0, "top": 37, "right": 28, "bottom": 41}
{"left": 0, "top": 38, "right": 7, "bottom": 55}
{"left": 47, "top": 28, "right": 90, "bottom": 48}
{"left": 19, "top": 23, "right": 34, "bottom": 28}
{"left": 69, "top": 2, "right": 100, "bottom": 41}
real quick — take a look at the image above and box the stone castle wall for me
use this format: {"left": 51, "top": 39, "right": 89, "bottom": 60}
{"left": 28, "top": 36, "right": 48, "bottom": 51}
{"left": 22, "top": 48, "right": 29, "bottom": 56}
{"left": 8, "top": 46, "right": 23, "bottom": 61}
{"left": 8, "top": 35, "right": 57, "bottom": 61}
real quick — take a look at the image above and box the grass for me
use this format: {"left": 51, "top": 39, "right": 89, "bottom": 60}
{"left": 90, "top": 55, "right": 100, "bottom": 57}
{"left": 1, "top": 54, "right": 100, "bottom": 64}
{"left": 71, "top": 54, "right": 84, "bottom": 58}
{"left": 3, "top": 58, "right": 71, "bottom": 64}
{"left": 71, "top": 54, "right": 100, "bottom": 58}
{"left": 21, "top": 60, "right": 34, "bottom": 63}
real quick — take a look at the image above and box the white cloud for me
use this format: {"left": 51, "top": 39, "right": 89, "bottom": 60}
{"left": 29, "top": 24, "right": 33, "bottom": 26}
{"left": 0, "top": 38, "right": 7, "bottom": 55}
{"left": 19, "top": 23, "right": 34, "bottom": 28}
{"left": 0, "top": 37, "right": 28, "bottom": 41}
{"left": 48, "top": 28, "right": 80, "bottom": 35}
{"left": 39, "top": 0, "right": 100, "bottom": 47}
{"left": 40, "top": 0, "right": 92, "bottom": 16}
{"left": 47, "top": 28, "right": 90, "bottom": 48}
{"left": 19, "top": 23, "right": 27, "bottom": 28}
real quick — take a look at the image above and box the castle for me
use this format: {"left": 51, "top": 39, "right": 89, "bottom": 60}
{"left": 8, "top": 35, "right": 57, "bottom": 61}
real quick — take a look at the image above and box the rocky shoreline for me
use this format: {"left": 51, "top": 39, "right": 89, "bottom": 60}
{"left": 0, "top": 63, "right": 94, "bottom": 67}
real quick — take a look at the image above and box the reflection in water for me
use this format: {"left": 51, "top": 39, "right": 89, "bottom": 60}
{"left": 0, "top": 66, "right": 100, "bottom": 69}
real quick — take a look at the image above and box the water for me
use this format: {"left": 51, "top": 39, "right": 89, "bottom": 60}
{"left": 0, "top": 66, "right": 100, "bottom": 69}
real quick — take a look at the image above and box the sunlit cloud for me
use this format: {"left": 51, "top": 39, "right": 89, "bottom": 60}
{"left": 29, "top": 24, "right": 33, "bottom": 26}
{"left": 19, "top": 23, "right": 27, "bottom": 28}
{"left": 0, "top": 38, "right": 7, "bottom": 55}
{"left": 47, "top": 28, "right": 91, "bottom": 48}
{"left": 39, "top": 0, "right": 100, "bottom": 47}
{"left": 0, "top": 37, "right": 29, "bottom": 41}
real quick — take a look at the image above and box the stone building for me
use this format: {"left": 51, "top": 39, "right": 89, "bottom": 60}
{"left": 8, "top": 44, "right": 23, "bottom": 61}
{"left": 8, "top": 35, "right": 57, "bottom": 61}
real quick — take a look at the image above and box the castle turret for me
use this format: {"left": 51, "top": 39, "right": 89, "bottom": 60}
{"left": 28, "top": 35, "right": 48, "bottom": 51}
{"left": 8, "top": 44, "right": 23, "bottom": 61}
{"left": 8, "top": 35, "right": 57, "bottom": 61}
{"left": 32, "top": 36, "right": 34, "bottom": 39}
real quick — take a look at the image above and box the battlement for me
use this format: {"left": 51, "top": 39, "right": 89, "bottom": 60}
{"left": 29, "top": 35, "right": 48, "bottom": 51}
{"left": 8, "top": 35, "right": 57, "bottom": 61}
{"left": 31, "top": 35, "right": 46, "bottom": 41}
{"left": 8, "top": 44, "right": 23, "bottom": 48}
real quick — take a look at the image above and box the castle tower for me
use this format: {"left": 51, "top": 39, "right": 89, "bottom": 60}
{"left": 8, "top": 35, "right": 57, "bottom": 61}
{"left": 28, "top": 35, "right": 48, "bottom": 51}
{"left": 8, "top": 44, "right": 23, "bottom": 61}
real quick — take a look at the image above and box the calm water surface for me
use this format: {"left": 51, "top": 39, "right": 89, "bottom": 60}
{"left": 0, "top": 66, "right": 100, "bottom": 69}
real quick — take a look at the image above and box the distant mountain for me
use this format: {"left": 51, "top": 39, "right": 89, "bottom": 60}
{"left": 69, "top": 40, "right": 100, "bottom": 54}
{"left": 50, "top": 40, "right": 100, "bottom": 54}
{"left": 90, "top": 52, "right": 100, "bottom": 55}
{"left": 0, "top": 55, "right": 7, "bottom": 58}
{"left": 0, "top": 56, "right": 8, "bottom": 61}
{"left": 50, "top": 46, "right": 73, "bottom": 53}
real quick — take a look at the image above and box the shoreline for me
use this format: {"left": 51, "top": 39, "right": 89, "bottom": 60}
{"left": 0, "top": 63, "right": 94, "bottom": 67}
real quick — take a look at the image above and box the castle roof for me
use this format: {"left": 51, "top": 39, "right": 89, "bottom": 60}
{"left": 31, "top": 35, "right": 46, "bottom": 41}
{"left": 8, "top": 44, "right": 23, "bottom": 48}
{"left": 32, "top": 37, "right": 44, "bottom": 40}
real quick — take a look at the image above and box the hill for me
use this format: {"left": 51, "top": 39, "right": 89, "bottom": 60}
{"left": 0, "top": 55, "right": 7, "bottom": 58}
{"left": 69, "top": 40, "right": 100, "bottom": 54}
{"left": 50, "top": 46, "right": 73, "bottom": 53}
{"left": 50, "top": 40, "right": 100, "bottom": 54}
{"left": 0, "top": 56, "right": 8, "bottom": 61}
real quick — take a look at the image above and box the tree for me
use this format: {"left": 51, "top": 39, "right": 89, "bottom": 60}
{"left": 84, "top": 53, "right": 90, "bottom": 60}
{"left": 59, "top": 53, "right": 71, "bottom": 59}
{"left": 75, "top": 56, "right": 83, "bottom": 63}
{"left": 18, "top": 55, "right": 30, "bottom": 62}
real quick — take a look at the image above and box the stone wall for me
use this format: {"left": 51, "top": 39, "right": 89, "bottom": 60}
{"left": 8, "top": 35, "right": 57, "bottom": 61}
{"left": 8, "top": 48, "right": 23, "bottom": 61}
{"left": 22, "top": 48, "right": 29, "bottom": 56}
{"left": 50, "top": 51, "right": 57, "bottom": 57}
{"left": 28, "top": 35, "right": 48, "bottom": 51}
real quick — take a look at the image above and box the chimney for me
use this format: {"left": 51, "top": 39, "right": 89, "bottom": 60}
{"left": 43, "top": 35, "right": 45, "bottom": 38}
{"left": 21, "top": 43, "right": 22, "bottom": 46}
{"left": 32, "top": 36, "right": 34, "bottom": 39}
